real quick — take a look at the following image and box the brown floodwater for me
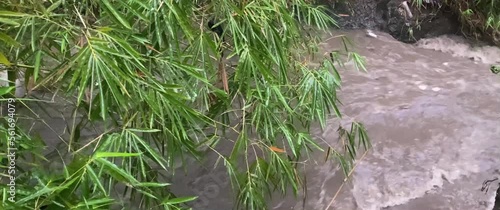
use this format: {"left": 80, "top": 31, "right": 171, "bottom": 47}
{"left": 14, "top": 29, "right": 500, "bottom": 210}
{"left": 171, "top": 30, "right": 500, "bottom": 210}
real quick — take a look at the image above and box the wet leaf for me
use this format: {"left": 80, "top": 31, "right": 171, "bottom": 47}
{"left": 491, "top": 65, "right": 500, "bottom": 74}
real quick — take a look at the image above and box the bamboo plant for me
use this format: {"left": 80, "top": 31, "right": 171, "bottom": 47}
{"left": 0, "top": 0, "right": 369, "bottom": 209}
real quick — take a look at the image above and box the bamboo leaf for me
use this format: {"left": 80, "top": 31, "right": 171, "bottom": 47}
{"left": 46, "top": 0, "right": 62, "bottom": 13}
{"left": 0, "top": 86, "right": 14, "bottom": 96}
{"left": 0, "top": 17, "right": 19, "bottom": 26}
{"left": 0, "top": 51, "right": 11, "bottom": 66}
{"left": 75, "top": 197, "right": 114, "bottom": 208}
{"left": 95, "top": 158, "right": 139, "bottom": 185}
{"left": 94, "top": 152, "right": 142, "bottom": 158}
{"left": 135, "top": 182, "right": 171, "bottom": 187}
{"left": 33, "top": 50, "right": 42, "bottom": 81}
{"left": 0, "top": 11, "right": 28, "bottom": 17}
{"left": 0, "top": 32, "right": 20, "bottom": 47}
{"left": 100, "top": 0, "right": 132, "bottom": 29}
{"left": 162, "top": 196, "right": 198, "bottom": 205}
{"left": 126, "top": 128, "right": 161, "bottom": 133}
{"left": 85, "top": 165, "right": 107, "bottom": 194}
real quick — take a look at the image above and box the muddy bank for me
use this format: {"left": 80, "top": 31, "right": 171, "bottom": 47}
{"left": 321, "top": 0, "right": 462, "bottom": 43}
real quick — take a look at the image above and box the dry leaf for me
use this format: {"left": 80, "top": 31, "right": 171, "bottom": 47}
{"left": 136, "top": 70, "right": 145, "bottom": 78}
{"left": 145, "top": 44, "right": 160, "bottom": 53}
{"left": 269, "top": 146, "right": 285, "bottom": 153}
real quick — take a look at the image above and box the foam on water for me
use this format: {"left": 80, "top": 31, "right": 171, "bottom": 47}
{"left": 362, "top": 126, "right": 496, "bottom": 209}
{"left": 415, "top": 35, "right": 500, "bottom": 65}
{"left": 313, "top": 31, "right": 500, "bottom": 210}
{"left": 352, "top": 166, "right": 447, "bottom": 210}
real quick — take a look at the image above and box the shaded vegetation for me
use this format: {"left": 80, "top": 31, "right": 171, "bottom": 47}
{"left": 430, "top": 0, "right": 500, "bottom": 46}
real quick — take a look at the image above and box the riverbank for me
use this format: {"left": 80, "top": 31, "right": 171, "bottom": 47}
{"left": 321, "top": 0, "right": 500, "bottom": 47}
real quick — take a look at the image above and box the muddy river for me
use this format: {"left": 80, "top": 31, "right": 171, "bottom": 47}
{"left": 170, "top": 30, "right": 500, "bottom": 210}
{"left": 15, "top": 29, "right": 500, "bottom": 210}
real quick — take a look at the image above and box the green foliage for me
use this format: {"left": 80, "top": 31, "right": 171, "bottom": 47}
{"left": 413, "top": 0, "right": 500, "bottom": 45}
{"left": 443, "top": 0, "right": 500, "bottom": 44}
{"left": 471, "top": 0, "right": 500, "bottom": 30}
{"left": 491, "top": 64, "right": 500, "bottom": 74}
{"left": 0, "top": 0, "right": 369, "bottom": 209}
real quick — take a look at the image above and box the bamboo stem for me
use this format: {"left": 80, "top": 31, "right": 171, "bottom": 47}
{"left": 401, "top": 1, "right": 413, "bottom": 19}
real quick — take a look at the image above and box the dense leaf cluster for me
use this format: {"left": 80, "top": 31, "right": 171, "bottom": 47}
{"left": 0, "top": 0, "right": 369, "bottom": 209}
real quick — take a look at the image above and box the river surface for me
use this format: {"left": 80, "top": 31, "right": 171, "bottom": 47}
{"left": 170, "top": 30, "right": 500, "bottom": 210}
{"left": 13, "top": 29, "right": 500, "bottom": 210}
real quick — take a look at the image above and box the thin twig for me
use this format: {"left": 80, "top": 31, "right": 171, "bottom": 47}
{"left": 324, "top": 149, "right": 370, "bottom": 210}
